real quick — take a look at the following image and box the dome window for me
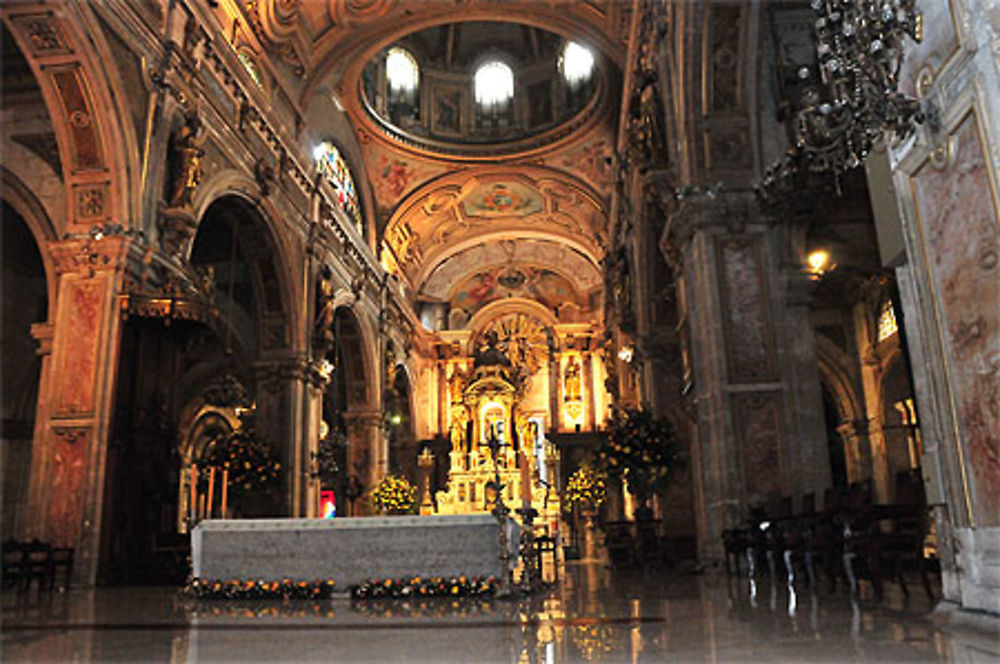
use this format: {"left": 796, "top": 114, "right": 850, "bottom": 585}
{"left": 474, "top": 60, "right": 514, "bottom": 110}
{"left": 386, "top": 47, "right": 419, "bottom": 95}
{"left": 560, "top": 41, "right": 594, "bottom": 87}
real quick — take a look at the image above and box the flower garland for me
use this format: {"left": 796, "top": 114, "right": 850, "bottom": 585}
{"left": 563, "top": 464, "right": 607, "bottom": 514}
{"left": 596, "top": 408, "right": 677, "bottom": 500}
{"left": 351, "top": 575, "right": 497, "bottom": 600}
{"left": 187, "top": 578, "right": 336, "bottom": 600}
{"left": 370, "top": 474, "right": 417, "bottom": 515}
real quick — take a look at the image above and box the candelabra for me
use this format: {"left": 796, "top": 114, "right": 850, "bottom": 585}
{"left": 486, "top": 431, "right": 514, "bottom": 597}
{"left": 760, "top": 0, "right": 923, "bottom": 201}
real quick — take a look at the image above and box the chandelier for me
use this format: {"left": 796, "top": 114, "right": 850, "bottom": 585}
{"left": 759, "top": 0, "right": 924, "bottom": 200}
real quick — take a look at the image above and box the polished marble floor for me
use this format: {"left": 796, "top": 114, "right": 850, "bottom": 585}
{"left": 3, "top": 558, "right": 995, "bottom": 663}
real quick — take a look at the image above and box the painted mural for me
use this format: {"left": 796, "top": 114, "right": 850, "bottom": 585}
{"left": 460, "top": 181, "right": 543, "bottom": 218}
{"left": 913, "top": 112, "right": 1000, "bottom": 526}
{"left": 366, "top": 144, "right": 445, "bottom": 211}
{"left": 449, "top": 265, "right": 582, "bottom": 317}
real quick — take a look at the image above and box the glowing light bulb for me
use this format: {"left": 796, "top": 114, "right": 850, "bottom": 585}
{"left": 807, "top": 249, "right": 831, "bottom": 274}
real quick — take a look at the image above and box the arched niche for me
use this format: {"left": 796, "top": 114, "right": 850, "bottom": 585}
{"left": 190, "top": 194, "right": 294, "bottom": 357}
{"left": 1, "top": 198, "right": 49, "bottom": 540}
{"left": 880, "top": 354, "right": 920, "bottom": 497}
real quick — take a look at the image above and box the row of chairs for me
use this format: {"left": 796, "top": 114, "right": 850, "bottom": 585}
{"left": 722, "top": 471, "right": 933, "bottom": 600}
{"left": 2, "top": 539, "right": 74, "bottom": 592}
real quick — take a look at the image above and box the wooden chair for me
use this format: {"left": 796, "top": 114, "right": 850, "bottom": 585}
{"left": 22, "top": 540, "right": 53, "bottom": 592}
{"left": 603, "top": 521, "right": 636, "bottom": 569}
{"left": 2, "top": 540, "right": 26, "bottom": 590}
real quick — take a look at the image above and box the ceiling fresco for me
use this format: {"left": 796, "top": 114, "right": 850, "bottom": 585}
{"left": 420, "top": 239, "right": 602, "bottom": 301}
{"left": 449, "top": 265, "right": 584, "bottom": 319}
{"left": 380, "top": 169, "right": 607, "bottom": 294}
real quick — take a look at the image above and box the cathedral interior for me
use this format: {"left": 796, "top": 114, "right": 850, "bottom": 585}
{"left": 2, "top": 1, "right": 999, "bottom": 661}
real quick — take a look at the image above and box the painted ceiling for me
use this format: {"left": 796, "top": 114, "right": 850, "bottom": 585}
{"left": 278, "top": 1, "right": 626, "bottom": 328}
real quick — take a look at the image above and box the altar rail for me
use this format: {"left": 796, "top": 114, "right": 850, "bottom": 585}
{"left": 192, "top": 514, "right": 510, "bottom": 589}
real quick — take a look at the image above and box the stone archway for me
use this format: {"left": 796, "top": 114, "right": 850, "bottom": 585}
{"left": 318, "top": 305, "right": 378, "bottom": 515}
{"left": 1, "top": 200, "right": 49, "bottom": 540}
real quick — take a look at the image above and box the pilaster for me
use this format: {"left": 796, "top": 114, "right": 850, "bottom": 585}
{"left": 30, "top": 237, "right": 128, "bottom": 585}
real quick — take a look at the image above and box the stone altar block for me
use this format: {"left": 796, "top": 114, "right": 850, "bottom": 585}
{"left": 192, "top": 514, "right": 510, "bottom": 588}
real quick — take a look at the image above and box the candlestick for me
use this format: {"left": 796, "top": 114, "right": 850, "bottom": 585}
{"left": 519, "top": 450, "right": 532, "bottom": 505}
{"left": 190, "top": 464, "right": 198, "bottom": 524}
{"left": 220, "top": 465, "right": 228, "bottom": 518}
{"left": 206, "top": 466, "right": 216, "bottom": 519}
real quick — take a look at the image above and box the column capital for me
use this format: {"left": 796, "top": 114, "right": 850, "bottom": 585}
{"left": 49, "top": 236, "right": 130, "bottom": 277}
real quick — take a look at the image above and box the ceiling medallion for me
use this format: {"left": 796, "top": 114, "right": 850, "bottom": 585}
{"left": 759, "top": 0, "right": 924, "bottom": 202}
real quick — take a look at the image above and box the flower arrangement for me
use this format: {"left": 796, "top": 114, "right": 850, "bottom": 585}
{"left": 311, "top": 430, "right": 345, "bottom": 487}
{"left": 352, "top": 597, "right": 498, "bottom": 619}
{"left": 596, "top": 408, "right": 678, "bottom": 504}
{"left": 187, "top": 578, "right": 336, "bottom": 600}
{"left": 203, "top": 430, "right": 282, "bottom": 497}
{"left": 570, "top": 623, "right": 621, "bottom": 659}
{"left": 350, "top": 575, "right": 497, "bottom": 600}
{"left": 562, "top": 464, "right": 607, "bottom": 515}
{"left": 370, "top": 473, "right": 417, "bottom": 515}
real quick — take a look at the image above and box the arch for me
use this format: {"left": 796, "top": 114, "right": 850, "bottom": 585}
{"left": 1, "top": 4, "right": 139, "bottom": 230}
{"left": 466, "top": 297, "right": 559, "bottom": 335}
{"left": 191, "top": 190, "right": 299, "bottom": 355}
{"left": 814, "top": 334, "right": 864, "bottom": 426}
{"left": 381, "top": 165, "right": 607, "bottom": 289}
{"left": 1, "top": 167, "right": 58, "bottom": 312}
{"left": 328, "top": 305, "right": 377, "bottom": 411}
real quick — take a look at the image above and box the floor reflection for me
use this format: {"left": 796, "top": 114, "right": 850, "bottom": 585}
{"left": 2, "top": 560, "right": 993, "bottom": 663}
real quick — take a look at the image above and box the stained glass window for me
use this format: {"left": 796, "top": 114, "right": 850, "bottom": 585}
{"left": 877, "top": 300, "right": 898, "bottom": 342}
{"left": 315, "top": 142, "right": 362, "bottom": 232}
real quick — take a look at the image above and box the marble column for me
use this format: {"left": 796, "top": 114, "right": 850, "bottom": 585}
{"left": 583, "top": 350, "right": 596, "bottom": 431}
{"left": 548, "top": 352, "right": 560, "bottom": 433}
{"left": 665, "top": 192, "right": 827, "bottom": 564}
{"left": 344, "top": 410, "right": 384, "bottom": 512}
{"left": 853, "top": 302, "right": 891, "bottom": 502}
{"left": 27, "top": 238, "right": 128, "bottom": 585}
{"left": 252, "top": 354, "right": 312, "bottom": 516}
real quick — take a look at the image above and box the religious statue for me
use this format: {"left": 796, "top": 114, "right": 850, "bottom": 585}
{"left": 167, "top": 111, "right": 205, "bottom": 209}
{"left": 564, "top": 358, "right": 582, "bottom": 402}
{"left": 474, "top": 330, "right": 512, "bottom": 368}
{"left": 313, "top": 267, "right": 336, "bottom": 358}
{"left": 449, "top": 408, "right": 468, "bottom": 453}
{"left": 448, "top": 368, "right": 466, "bottom": 404}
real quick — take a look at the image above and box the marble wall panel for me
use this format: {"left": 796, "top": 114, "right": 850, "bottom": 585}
{"left": 45, "top": 428, "right": 90, "bottom": 547}
{"left": 912, "top": 111, "right": 1000, "bottom": 526}
{"left": 731, "top": 391, "right": 784, "bottom": 501}
{"left": 715, "top": 236, "right": 777, "bottom": 383}
{"left": 53, "top": 278, "right": 103, "bottom": 416}
{"left": 899, "top": 0, "right": 960, "bottom": 96}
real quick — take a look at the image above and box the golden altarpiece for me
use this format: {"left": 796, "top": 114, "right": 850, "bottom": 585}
{"left": 431, "top": 313, "right": 604, "bottom": 527}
